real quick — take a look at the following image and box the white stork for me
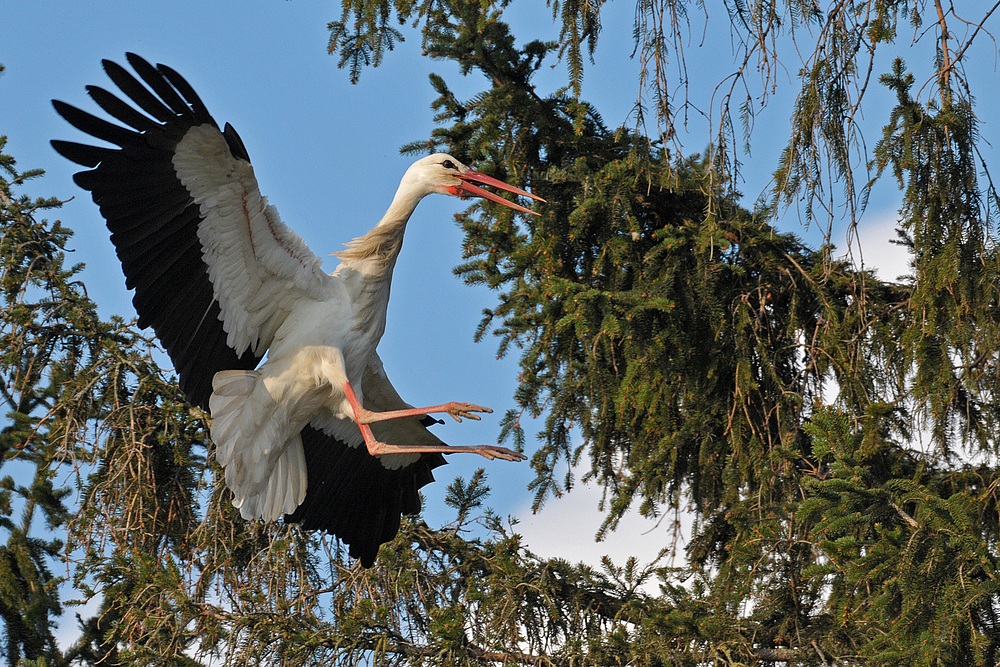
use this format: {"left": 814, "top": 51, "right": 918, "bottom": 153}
{"left": 52, "top": 53, "right": 540, "bottom": 566}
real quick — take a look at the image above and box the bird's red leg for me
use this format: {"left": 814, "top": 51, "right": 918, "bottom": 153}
{"left": 356, "top": 401, "right": 492, "bottom": 424}
{"left": 342, "top": 382, "right": 525, "bottom": 462}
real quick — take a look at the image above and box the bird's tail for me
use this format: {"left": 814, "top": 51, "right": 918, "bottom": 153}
{"left": 209, "top": 370, "right": 307, "bottom": 521}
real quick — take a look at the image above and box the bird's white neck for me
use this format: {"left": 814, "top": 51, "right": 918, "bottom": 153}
{"left": 333, "top": 180, "right": 430, "bottom": 338}
{"left": 334, "top": 180, "right": 427, "bottom": 272}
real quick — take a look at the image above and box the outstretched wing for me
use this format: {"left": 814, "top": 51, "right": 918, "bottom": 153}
{"left": 51, "top": 53, "right": 333, "bottom": 408}
{"left": 287, "top": 353, "right": 447, "bottom": 566}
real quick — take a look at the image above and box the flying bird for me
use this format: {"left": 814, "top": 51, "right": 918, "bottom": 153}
{"left": 52, "top": 53, "right": 540, "bottom": 566}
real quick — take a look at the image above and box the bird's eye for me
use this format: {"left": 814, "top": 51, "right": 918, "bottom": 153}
{"left": 441, "top": 159, "right": 457, "bottom": 170}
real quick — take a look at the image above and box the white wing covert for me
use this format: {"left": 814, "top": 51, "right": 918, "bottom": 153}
{"left": 174, "top": 123, "right": 332, "bottom": 357}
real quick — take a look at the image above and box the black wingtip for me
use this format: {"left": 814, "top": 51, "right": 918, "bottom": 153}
{"left": 157, "top": 62, "right": 215, "bottom": 123}
{"left": 52, "top": 98, "right": 140, "bottom": 147}
{"left": 51, "top": 98, "right": 74, "bottom": 118}
{"left": 124, "top": 51, "right": 153, "bottom": 72}
{"left": 126, "top": 54, "right": 191, "bottom": 117}
{"left": 50, "top": 138, "right": 111, "bottom": 168}
{"left": 85, "top": 84, "right": 157, "bottom": 132}
{"left": 100, "top": 57, "right": 176, "bottom": 124}
{"left": 222, "top": 123, "right": 251, "bottom": 163}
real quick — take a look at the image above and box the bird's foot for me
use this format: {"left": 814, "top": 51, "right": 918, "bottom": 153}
{"left": 443, "top": 402, "right": 493, "bottom": 423}
{"left": 471, "top": 444, "right": 526, "bottom": 462}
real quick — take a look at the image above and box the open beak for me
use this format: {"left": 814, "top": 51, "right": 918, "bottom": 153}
{"left": 452, "top": 170, "right": 545, "bottom": 216}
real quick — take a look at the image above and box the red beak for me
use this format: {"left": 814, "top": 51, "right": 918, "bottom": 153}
{"left": 451, "top": 170, "right": 545, "bottom": 216}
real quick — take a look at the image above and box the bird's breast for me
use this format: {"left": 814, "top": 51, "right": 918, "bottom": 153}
{"left": 268, "top": 286, "right": 387, "bottom": 387}
{"left": 270, "top": 296, "right": 349, "bottom": 352}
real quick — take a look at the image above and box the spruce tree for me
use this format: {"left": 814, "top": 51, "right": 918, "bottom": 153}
{"left": 6, "top": 1, "right": 1000, "bottom": 665}
{"left": 0, "top": 133, "right": 70, "bottom": 667}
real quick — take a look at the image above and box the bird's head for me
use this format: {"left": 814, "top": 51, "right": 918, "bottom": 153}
{"left": 405, "top": 153, "right": 544, "bottom": 216}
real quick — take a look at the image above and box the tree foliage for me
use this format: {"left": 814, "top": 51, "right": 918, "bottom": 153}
{"left": 0, "top": 135, "right": 72, "bottom": 666}
{"left": 4, "top": 0, "right": 1000, "bottom": 665}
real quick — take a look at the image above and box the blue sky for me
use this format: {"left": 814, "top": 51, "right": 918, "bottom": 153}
{"left": 3, "top": 0, "right": 999, "bottom": 597}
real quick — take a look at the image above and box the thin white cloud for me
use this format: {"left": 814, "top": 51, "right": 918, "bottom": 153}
{"left": 843, "top": 209, "right": 911, "bottom": 282}
{"left": 514, "top": 474, "right": 679, "bottom": 570}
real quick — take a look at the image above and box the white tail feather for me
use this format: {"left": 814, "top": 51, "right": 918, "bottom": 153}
{"left": 209, "top": 370, "right": 307, "bottom": 521}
